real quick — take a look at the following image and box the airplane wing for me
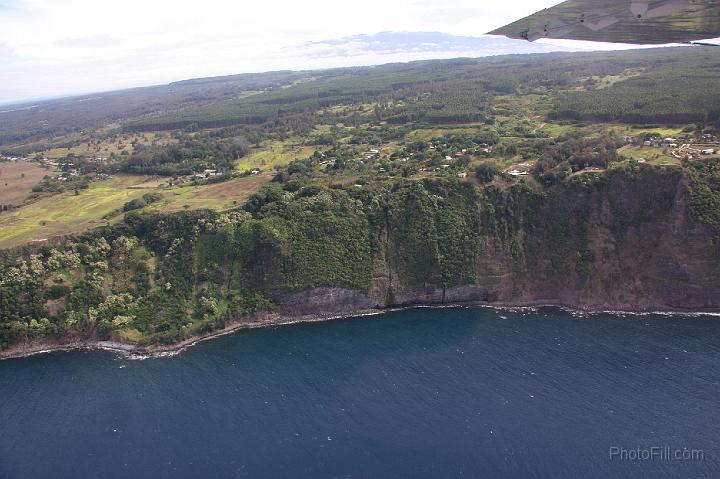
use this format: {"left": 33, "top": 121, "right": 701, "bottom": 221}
{"left": 488, "top": 0, "right": 720, "bottom": 44}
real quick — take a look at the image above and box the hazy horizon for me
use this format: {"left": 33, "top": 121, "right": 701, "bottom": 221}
{"left": 0, "top": 0, "right": 633, "bottom": 104}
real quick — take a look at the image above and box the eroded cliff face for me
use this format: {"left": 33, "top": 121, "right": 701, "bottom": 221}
{"left": 4, "top": 164, "right": 720, "bottom": 353}
{"left": 282, "top": 167, "right": 720, "bottom": 314}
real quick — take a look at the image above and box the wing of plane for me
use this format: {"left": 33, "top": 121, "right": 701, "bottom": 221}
{"left": 489, "top": 0, "right": 720, "bottom": 44}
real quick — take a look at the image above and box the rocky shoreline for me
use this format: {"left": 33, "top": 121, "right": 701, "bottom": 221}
{"left": 0, "top": 309, "right": 385, "bottom": 362}
{"left": 2, "top": 300, "right": 720, "bottom": 362}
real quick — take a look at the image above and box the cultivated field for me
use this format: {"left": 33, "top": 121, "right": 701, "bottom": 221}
{"left": 0, "top": 161, "right": 49, "bottom": 207}
{"left": 235, "top": 140, "right": 316, "bottom": 171}
{"left": 0, "top": 172, "right": 273, "bottom": 248}
{"left": 41, "top": 132, "right": 177, "bottom": 160}
{"left": 0, "top": 175, "right": 152, "bottom": 248}
{"left": 148, "top": 172, "right": 272, "bottom": 212}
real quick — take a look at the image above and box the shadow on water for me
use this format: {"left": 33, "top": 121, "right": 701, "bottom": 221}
{"left": 1, "top": 307, "right": 720, "bottom": 478}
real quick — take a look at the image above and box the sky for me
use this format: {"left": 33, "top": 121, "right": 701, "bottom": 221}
{"left": 0, "top": 0, "right": 619, "bottom": 103}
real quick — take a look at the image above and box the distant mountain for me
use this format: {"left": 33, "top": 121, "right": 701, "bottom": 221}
{"left": 298, "top": 31, "right": 576, "bottom": 60}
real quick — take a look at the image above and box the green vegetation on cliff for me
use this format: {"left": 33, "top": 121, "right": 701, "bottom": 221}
{"left": 2, "top": 47, "right": 720, "bottom": 352}
{"left": 3, "top": 160, "right": 719, "bottom": 351}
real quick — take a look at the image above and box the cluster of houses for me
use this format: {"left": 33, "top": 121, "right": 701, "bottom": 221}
{"left": 193, "top": 169, "right": 220, "bottom": 179}
{"left": 428, "top": 143, "right": 492, "bottom": 156}
{"left": 55, "top": 162, "right": 80, "bottom": 181}
{"left": 642, "top": 137, "right": 680, "bottom": 148}
{"left": 194, "top": 167, "right": 261, "bottom": 180}
{"left": 630, "top": 132, "right": 720, "bottom": 161}
{"left": 366, "top": 140, "right": 498, "bottom": 180}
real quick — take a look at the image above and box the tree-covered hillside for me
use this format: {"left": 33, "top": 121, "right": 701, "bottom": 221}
{"left": 3, "top": 158, "right": 720, "bottom": 350}
{"left": 2, "top": 47, "right": 719, "bottom": 149}
{"left": 2, "top": 46, "right": 720, "bottom": 352}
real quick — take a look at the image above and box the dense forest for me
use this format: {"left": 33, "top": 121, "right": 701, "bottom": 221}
{"left": 2, "top": 47, "right": 720, "bottom": 150}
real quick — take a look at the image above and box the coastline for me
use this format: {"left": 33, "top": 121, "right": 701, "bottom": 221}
{"left": 2, "top": 300, "right": 720, "bottom": 362}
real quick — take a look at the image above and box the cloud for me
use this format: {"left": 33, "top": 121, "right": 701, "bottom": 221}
{"left": 54, "top": 35, "right": 123, "bottom": 49}
{"left": 0, "top": 0, "right": 606, "bottom": 103}
{"left": 296, "top": 32, "right": 574, "bottom": 60}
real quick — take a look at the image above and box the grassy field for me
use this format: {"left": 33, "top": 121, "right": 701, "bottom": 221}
{"left": 403, "top": 126, "right": 489, "bottom": 142}
{"left": 41, "top": 132, "right": 176, "bottom": 160}
{"left": 570, "top": 68, "right": 645, "bottom": 91}
{"left": 234, "top": 140, "right": 316, "bottom": 171}
{"left": 618, "top": 145, "right": 680, "bottom": 165}
{"left": 0, "top": 175, "right": 152, "bottom": 248}
{"left": 147, "top": 172, "right": 272, "bottom": 212}
{"left": 0, "top": 161, "right": 49, "bottom": 206}
{"left": 0, "top": 170, "right": 273, "bottom": 248}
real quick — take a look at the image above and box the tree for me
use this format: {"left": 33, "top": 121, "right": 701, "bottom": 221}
{"left": 475, "top": 163, "right": 498, "bottom": 183}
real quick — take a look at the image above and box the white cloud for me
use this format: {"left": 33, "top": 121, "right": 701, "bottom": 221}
{"left": 0, "top": 0, "right": 595, "bottom": 102}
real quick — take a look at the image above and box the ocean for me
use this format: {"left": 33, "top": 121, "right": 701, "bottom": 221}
{"left": 1, "top": 307, "right": 719, "bottom": 478}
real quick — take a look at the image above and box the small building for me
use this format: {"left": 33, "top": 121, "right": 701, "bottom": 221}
{"left": 457, "top": 172, "right": 467, "bottom": 179}
{"left": 702, "top": 149, "right": 716, "bottom": 155}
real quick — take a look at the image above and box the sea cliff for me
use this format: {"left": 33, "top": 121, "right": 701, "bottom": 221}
{"left": 2, "top": 161, "right": 720, "bottom": 355}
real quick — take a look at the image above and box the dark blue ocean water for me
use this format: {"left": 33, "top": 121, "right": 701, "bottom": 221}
{"left": 1, "top": 307, "right": 720, "bottom": 479}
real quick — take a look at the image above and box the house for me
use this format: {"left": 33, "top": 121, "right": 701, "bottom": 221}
{"left": 643, "top": 141, "right": 652, "bottom": 147}
{"left": 457, "top": 172, "right": 467, "bottom": 179}
{"left": 445, "top": 156, "right": 453, "bottom": 161}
